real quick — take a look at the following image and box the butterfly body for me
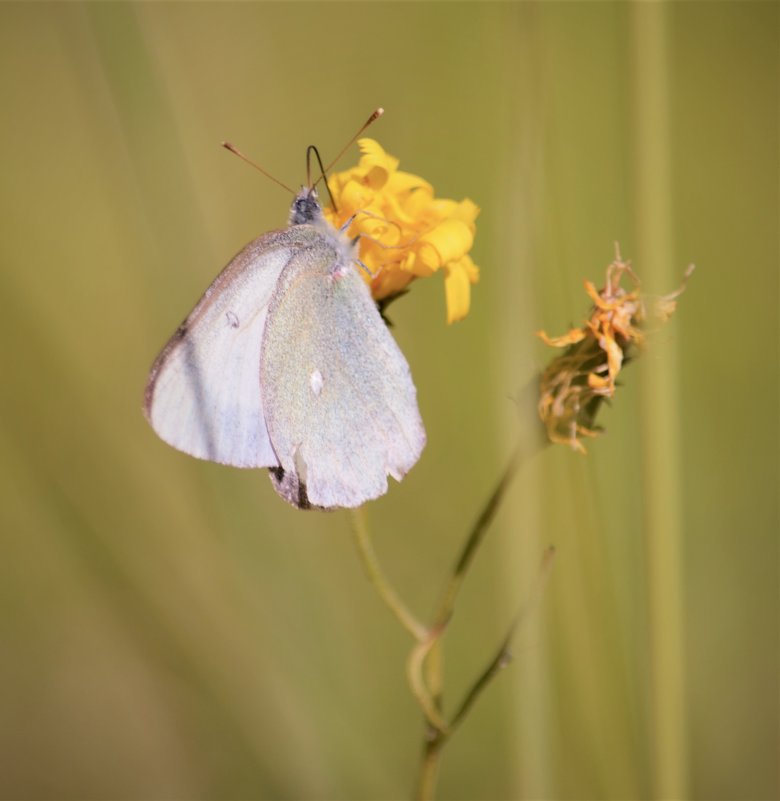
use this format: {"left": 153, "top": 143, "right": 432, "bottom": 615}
{"left": 144, "top": 190, "right": 425, "bottom": 509}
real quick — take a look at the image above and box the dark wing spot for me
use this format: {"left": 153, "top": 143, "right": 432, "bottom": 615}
{"left": 269, "top": 466, "right": 323, "bottom": 511}
{"left": 226, "top": 311, "right": 240, "bottom": 328}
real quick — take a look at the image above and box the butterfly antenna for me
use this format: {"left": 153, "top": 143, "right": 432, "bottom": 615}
{"left": 308, "top": 108, "right": 384, "bottom": 211}
{"left": 221, "top": 141, "right": 295, "bottom": 195}
{"left": 322, "top": 107, "right": 384, "bottom": 175}
{"left": 306, "top": 145, "right": 337, "bottom": 210}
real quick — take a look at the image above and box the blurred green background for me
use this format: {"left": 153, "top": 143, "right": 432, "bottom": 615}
{"left": 1, "top": 3, "right": 777, "bottom": 800}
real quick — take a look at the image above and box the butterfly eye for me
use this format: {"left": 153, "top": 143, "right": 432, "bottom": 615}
{"left": 290, "top": 193, "right": 322, "bottom": 226}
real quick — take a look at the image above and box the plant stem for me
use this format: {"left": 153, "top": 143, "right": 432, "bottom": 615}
{"left": 421, "top": 436, "right": 537, "bottom": 718}
{"left": 415, "top": 431, "right": 546, "bottom": 798}
{"left": 350, "top": 506, "right": 428, "bottom": 642}
{"left": 415, "top": 730, "right": 445, "bottom": 801}
{"left": 407, "top": 635, "right": 449, "bottom": 732}
{"left": 351, "top": 427, "right": 546, "bottom": 801}
{"left": 431, "top": 440, "right": 530, "bottom": 630}
{"left": 449, "top": 546, "right": 556, "bottom": 733}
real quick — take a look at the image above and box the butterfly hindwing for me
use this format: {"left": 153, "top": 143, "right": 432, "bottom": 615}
{"left": 261, "top": 233, "right": 426, "bottom": 509}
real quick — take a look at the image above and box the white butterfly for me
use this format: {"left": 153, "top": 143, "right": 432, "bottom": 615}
{"left": 144, "top": 188, "right": 426, "bottom": 510}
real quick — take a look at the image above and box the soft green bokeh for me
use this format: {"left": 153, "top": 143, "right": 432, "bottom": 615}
{"left": 0, "top": 3, "right": 776, "bottom": 800}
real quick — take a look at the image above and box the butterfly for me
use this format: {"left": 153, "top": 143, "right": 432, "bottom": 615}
{"left": 144, "top": 158, "right": 425, "bottom": 510}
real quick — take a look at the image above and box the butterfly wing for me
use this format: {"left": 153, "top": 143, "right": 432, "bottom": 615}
{"left": 261, "top": 232, "right": 426, "bottom": 509}
{"left": 144, "top": 228, "right": 309, "bottom": 468}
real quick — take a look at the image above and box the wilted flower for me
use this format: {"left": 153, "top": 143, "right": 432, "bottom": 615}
{"left": 537, "top": 249, "right": 694, "bottom": 452}
{"left": 324, "top": 139, "right": 480, "bottom": 323}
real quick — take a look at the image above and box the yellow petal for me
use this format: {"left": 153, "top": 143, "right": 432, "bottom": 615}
{"left": 338, "top": 179, "right": 375, "bottom": 214}
{"left": 386, "top": 169, "right": 433, "bottom": 196}
{"left": 406, "top": 249, "right": 437, "bottom": 277}
{"left": 601, "top": 330, "right": 624, "bottom": 379}
{"left": 355, "top": 210, "right": 402, "bottom": 246}
{"left": 536, "top": 328, "right": 587, "bottom": 347}
{"left": 417, "top": 219, "right": 474, "bottom": 270}
{"left": 431, "top": 197, "right": 480, "bottom": 228}
{"left": 444, "top": 261, "right": 473, "bottom": 323}
{"left": 401, "top": 187, "right": 437, "bottom": 220}
{"left": 455, "top": 198, "right": 480, "bottom": 226}
{"left": 587, "top": 373, "right": 611, "bottom": 390}
{"left": 381, "top": 189, "right": 429, "bottom": 226}
{"left": 355, "top": 138, "right": 399, "bottom": 188}
{"left": 357, "top": 138, "right": 399, "bottom": 171}
{"left": 458, "top": 254, "right": 480, "bottom": 283}
{"left": 371, "top": 265, "right": 414, "bottom": 299}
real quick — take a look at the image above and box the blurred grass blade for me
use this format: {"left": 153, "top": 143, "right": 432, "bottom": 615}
{"left": 632, "top": 4, "right": 689, "bottom": 798}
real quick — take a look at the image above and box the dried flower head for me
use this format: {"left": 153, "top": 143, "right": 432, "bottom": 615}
{"left": 323, "top": 139, "right": 480, "bottom": 324}
{"left": 537, "top": 248, "right": 694, "bottom": 452}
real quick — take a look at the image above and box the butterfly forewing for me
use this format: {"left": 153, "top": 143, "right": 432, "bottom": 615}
{"left": 145, "top": 229, "right": 303, "bottom": 468}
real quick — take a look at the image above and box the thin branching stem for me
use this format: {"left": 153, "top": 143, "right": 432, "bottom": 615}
{"left": 431, "top": 439, "right": 533, "bottom": 630}
{"left": 415, "top": 431, "right": 546, "bottom": 800}
{"left": 412, "top": 443, "right": 526, "bottom": 736}
{"left": 350, "top": 426, "right": 548, "bottom": 801}
{"left": 416, "top": 734, "right": 444, "bottom": 801}
{"left": 449, "top": 546, "right": 556, "bottom": 732}
{"left": 350, "top": 507, "right": 428, "bottom": 642}
{"left": 407, "top": 634, "right": 449, "bottom": 733}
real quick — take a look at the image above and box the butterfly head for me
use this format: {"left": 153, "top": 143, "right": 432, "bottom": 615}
{"left": 289, "top": 188, "right": 323, "bottom": 226}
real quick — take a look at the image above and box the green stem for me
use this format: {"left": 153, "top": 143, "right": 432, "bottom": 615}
{"left": 449, "top": 546, "right": 556, "bottom": 733}
{"left": 350, "top": 507, "right": 428, "bottom": 642}
{"left": 414, "top": 546, "right": 555, "bottom": 801}
{"left": 407, "top": 636, "right": 449, "bottom": 733}
{"left": 416, "top": 432, "right": 546, "bottom": 798}
{"left": 351, "top": 428, "right": 546, "bottom": 801}
{"left": 415, "top": 733, "right": 445, "bottom": 801}
{"left": 431, "top": 439, "right": 534, "bottom": 630}
{"left": 422, "top": 439, "right": 532, "bottom": 706}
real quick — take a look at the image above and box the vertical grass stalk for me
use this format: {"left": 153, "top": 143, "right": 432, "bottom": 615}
{"left": 631, "top": 5, "right": 689, "bottom": 798}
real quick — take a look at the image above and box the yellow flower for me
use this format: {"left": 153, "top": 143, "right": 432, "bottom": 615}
{"left": 536, "top": 250, "right": 694, "bottom": 452}
{"left": 323, "top": 139, "right": 480, "bottom": 323}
